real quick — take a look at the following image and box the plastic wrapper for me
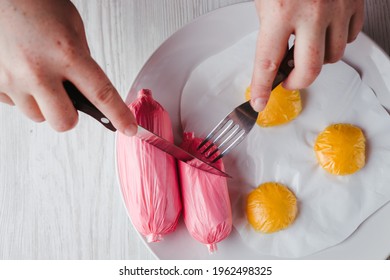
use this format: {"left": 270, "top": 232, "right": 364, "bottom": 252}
{"left": 116, "top": 89, "right": 181, "bottom": 242}
{"left": 245, "top": 84, "right": 302, "bottom": 127}
{"left": 178, "top": 132, "right": 232, "bottom": 253}
{"left": 246, "top": 182, "right": 298, "bottom": 233}
{"left": 314, "top": 123, "right": 366, "bottom": 175}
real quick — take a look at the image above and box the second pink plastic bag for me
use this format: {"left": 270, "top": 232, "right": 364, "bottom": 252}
{"left": 178, "top": 132, "right": 232, "bottom": 253}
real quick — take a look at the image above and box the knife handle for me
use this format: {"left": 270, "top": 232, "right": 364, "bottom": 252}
{"left": 63, "top": 81, "right": 117, "bottom": 132}
{"left": 271, "top": 45, "right": 295, "bottom": 90}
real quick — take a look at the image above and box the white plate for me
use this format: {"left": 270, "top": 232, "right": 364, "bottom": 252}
{"left": 121, "top": 2, "right": 390, "bottom": 259}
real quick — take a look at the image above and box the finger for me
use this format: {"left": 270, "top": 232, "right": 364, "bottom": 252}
{"left": 33, "top": 82, "right": 78, "bottom": 131}
{"left": 12, "top": 94, "right": 45, "bottom": 122}
{"left": 283, "top": 25, "right": 326, "bottom": 90}
{"left": 347, "top": 5, "right": 364, "bottom": 43}
{"left": 324, "top": 19, "right": 349, "bottom": 64}
{"left": 0, "top": 92, "right": 15, "bottom": 105}
{"left": 251, "top": 22, "right": 292, "bottom": 112}
{"left": 66, "top": 56, "right": 137, "bottom": 136}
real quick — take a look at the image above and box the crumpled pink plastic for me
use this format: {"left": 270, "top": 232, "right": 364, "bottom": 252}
{"left": 178, "top": 132, "right": 232, "bottom": 253}
{"left": 116, "top": 89, "right": 182, "bottom": 242}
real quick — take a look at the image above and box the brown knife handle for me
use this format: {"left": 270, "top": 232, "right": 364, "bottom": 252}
{"left": 271, "top": 45, "right": 295, "bottom": 90}
{"left": 63, "top": 81, "right": 117, "bottom": 131}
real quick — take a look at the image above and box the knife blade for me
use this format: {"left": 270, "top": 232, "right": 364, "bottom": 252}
{"left": 136, "top": 125, "right": 231, "bottom": 177}
{"left": 64, "top": 81, "right": 230, "bottom": 177}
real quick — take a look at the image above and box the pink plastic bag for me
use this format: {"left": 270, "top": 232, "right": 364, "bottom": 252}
{"left": 116, "top": 89, "right": 182, "bottom": 242}
{"left": 178, "top": 132, "right": 232, "bottom": 253}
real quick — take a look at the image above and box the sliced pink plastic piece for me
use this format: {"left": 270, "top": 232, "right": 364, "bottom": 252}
{"left": 179, "top": 132, "right": 232, "bottom": 253}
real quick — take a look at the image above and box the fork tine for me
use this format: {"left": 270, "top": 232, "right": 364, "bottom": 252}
{"left": 201, "top": 141, "right": 217, "bottom": 155}
{"left": 211, "top": 129, "right": 246, "bottom": 163}
{"left": 199, "top": 120, "right": 233, "bottom": 155}
{"left": 206, "top": 124, "right": 242, "bottom": 158}
{"left": 198, "top": 101, "right": 257, "bottom": 161}
{"left": 201, "top": 120, "right": 240, "bottom": 158}
{"left": 201, "top": 125, "right": 239, "bottom": 158}
{"left": 202, "top": 121, "right": 237, "bottom": 156}
{"left": 212, "top": 120, "right": 234, "bottom": 143}
{"left": 197, "top": 118, "right": 230, "bottom": 150}
{"left": 205, "top": 124, "right": 240, "bottom": 159}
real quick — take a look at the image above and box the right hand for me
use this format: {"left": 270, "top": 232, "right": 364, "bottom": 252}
{"left": 0, "top": 0, "right": 138, "bottom": 135}
{"left": 250, "top": 0, "right": 364, "bottom": 112}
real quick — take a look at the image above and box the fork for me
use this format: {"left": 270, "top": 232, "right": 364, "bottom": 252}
{"left": 198, "top": 45, "right": 296, "bottom": 163}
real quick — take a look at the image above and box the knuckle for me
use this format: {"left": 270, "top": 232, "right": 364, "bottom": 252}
{"left": 56, "top": 36, "right": 81, "bottom": 64}
{"left": 309, "top": 1, "right": 327, "bottom": 23}
{"left": 16, "top": 58, "right": 47, "bottom": 87}
{"left": 14, "top": 61, "right": 35, "bottom": 82}
{"left": 310, "top": 10, "right": 323, "bottom": 26}
{"left": 61, "top": 45, "right": 79, "bottom": 64}
{"left": 94, "top": 83, "right": 116, "bottom": 105}
{"left": 256, "top": 58, "right": 279, "bottom": 73}
{"left": 29, "top": 71, "right": 47, "bottom": 88}
{"left": 19, "top": 50, "right": 43, "bottom": 73}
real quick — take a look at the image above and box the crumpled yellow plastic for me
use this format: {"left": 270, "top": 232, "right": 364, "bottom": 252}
{"left": 246, "top": 182, "right": 298, "bottom": 233}
{"left": 245, "top": 84, "right": 302, "bottom": 127}
{"left": 314, "top": 123, "right": 366, "bottom": 175}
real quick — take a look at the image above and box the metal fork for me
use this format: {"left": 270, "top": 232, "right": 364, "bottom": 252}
{"left": 198, "top": 45, "right": 296, "bottom": 162}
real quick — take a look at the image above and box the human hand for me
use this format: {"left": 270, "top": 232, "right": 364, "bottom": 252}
{"left": 0, "top": 0, "right": 137, "bottom": 135}
{"left": 250, "top": 0, "right": 364, "bottom": 112}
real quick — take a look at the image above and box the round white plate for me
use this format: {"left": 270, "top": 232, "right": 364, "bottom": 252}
{"left": 121, "top": 2, "right": 390, "bottom": 259}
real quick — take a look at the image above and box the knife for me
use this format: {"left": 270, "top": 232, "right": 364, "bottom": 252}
{"left": 64, "top": 81, "right": 231, "bottom": 177}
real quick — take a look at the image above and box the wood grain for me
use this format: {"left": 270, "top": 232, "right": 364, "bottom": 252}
{"left": 363, "top": 0, "right": 390, "bottom": 55}
{"left": 0, "top": 0, "right": 389, "bottom": 260}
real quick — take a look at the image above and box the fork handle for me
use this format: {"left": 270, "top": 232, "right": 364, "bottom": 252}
{"left": 271, "top": 45, "right": 295, "bottom": 89}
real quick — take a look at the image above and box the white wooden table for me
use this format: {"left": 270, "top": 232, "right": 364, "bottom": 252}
{"left": 0, "top": 0, "right": 389, "bottom": 260}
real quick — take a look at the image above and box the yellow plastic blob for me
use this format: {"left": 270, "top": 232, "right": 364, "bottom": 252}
{"left": 246, "top": 182, "right": 298, "bottom": 233}
{"left": 314, "top": 123, "right": 366, "bottom": 175}
{"left": 245, "top": 84, "right": 302, "bottom": 127}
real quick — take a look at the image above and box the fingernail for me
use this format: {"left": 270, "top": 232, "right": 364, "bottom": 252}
{"left": 252, "top": 97, "right": 267, "bottom": 112}
{"left": 124, "top": 123, "right": 138, "bottom": 136}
